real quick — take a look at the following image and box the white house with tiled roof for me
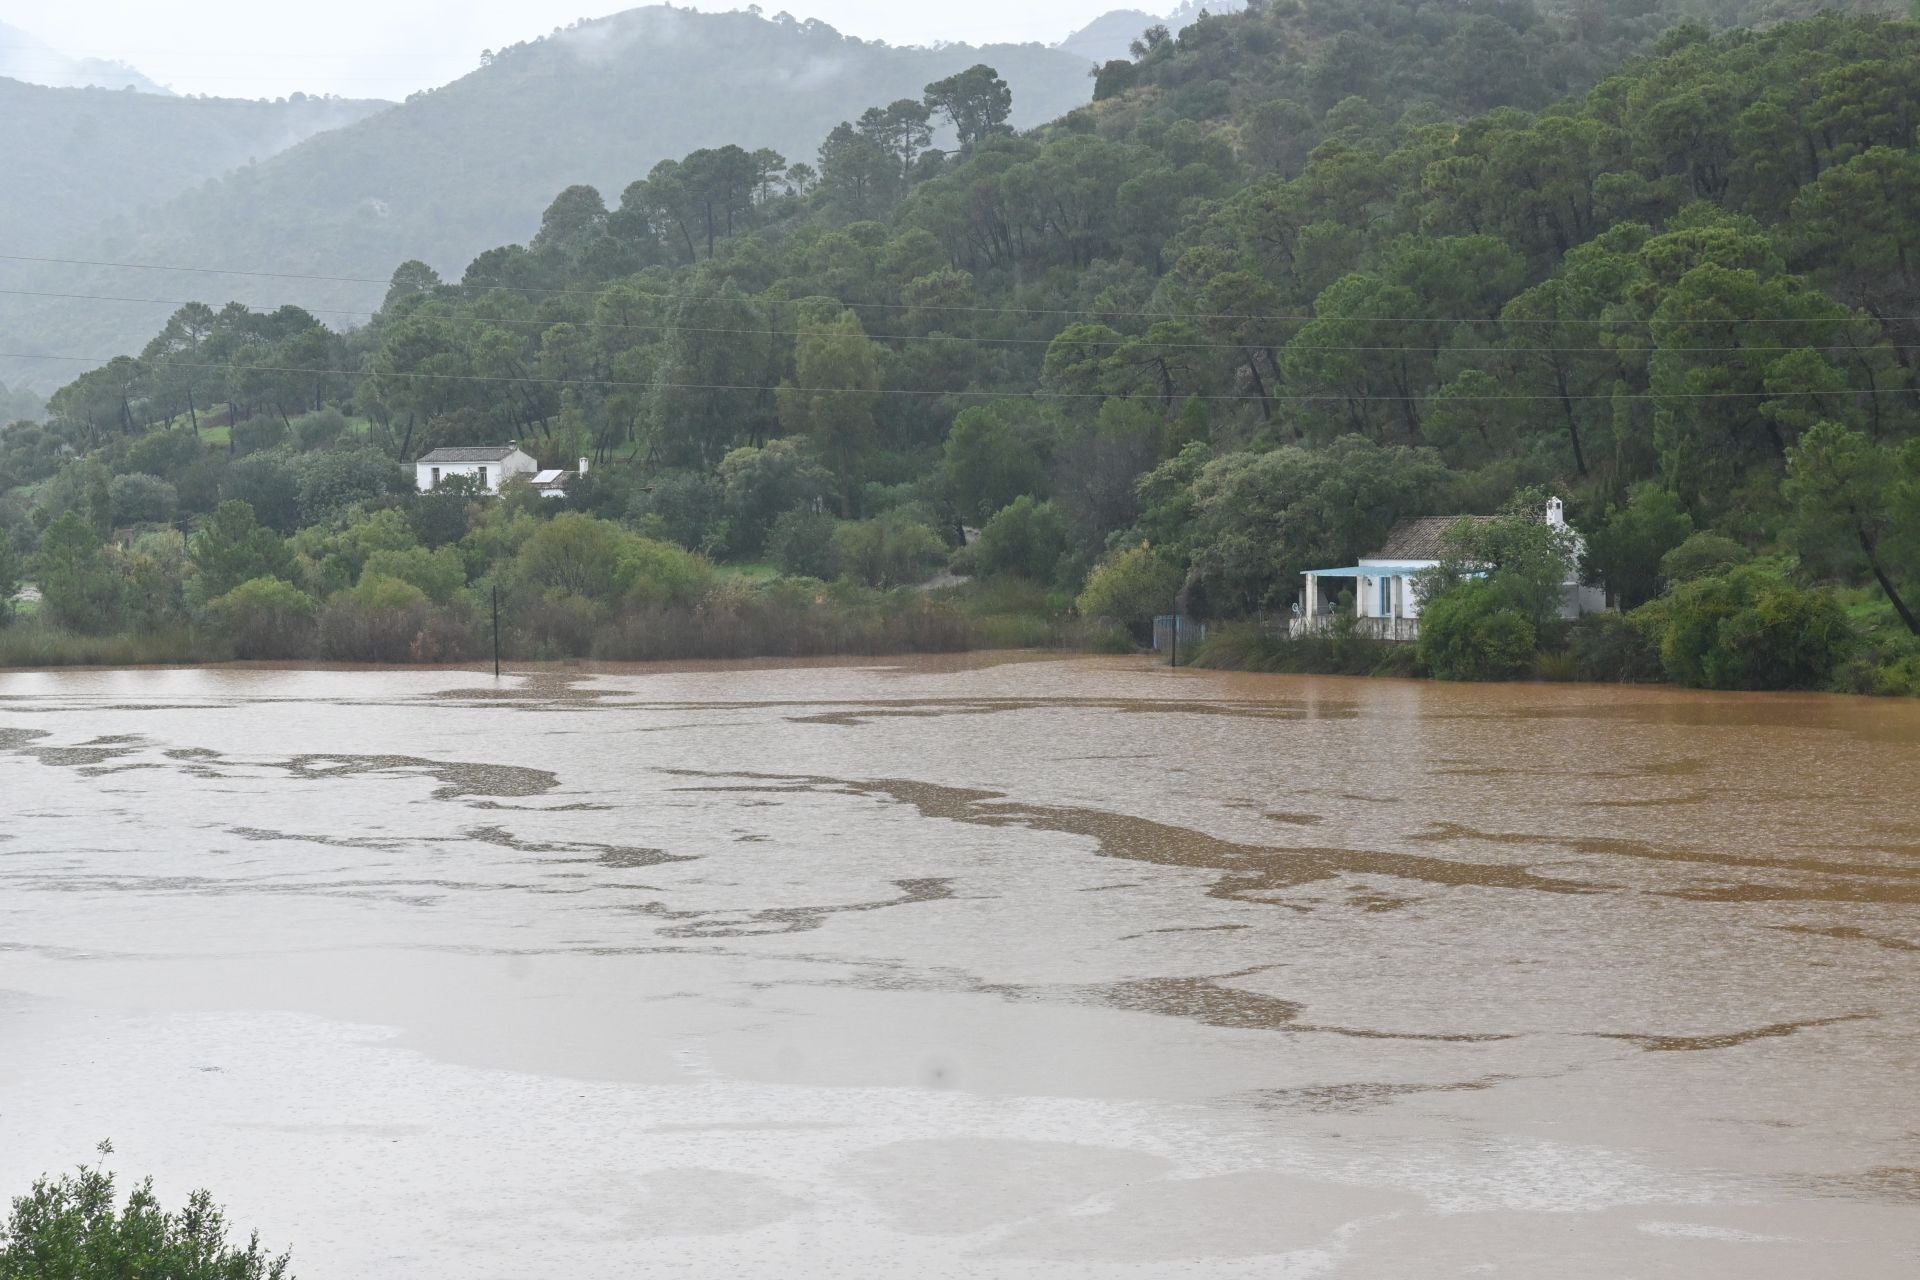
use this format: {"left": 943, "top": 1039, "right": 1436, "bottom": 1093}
{"left": 414, "top": 445, "right": 537, "bottom": 493}
{"left": 1295, "top": 496, "right": 1603, "bottom": 640}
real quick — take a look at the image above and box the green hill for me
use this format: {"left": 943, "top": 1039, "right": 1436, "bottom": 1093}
{"left": 0, "top": 6, "right": 1096, "bottom": 390}
{"left": 9, "top": 0, "right": 1920, "bottom": 688}
{"left": 0, "top": 76, "right": 388, "bottom": 256}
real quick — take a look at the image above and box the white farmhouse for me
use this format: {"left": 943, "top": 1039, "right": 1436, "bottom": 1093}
{"left": 414, "top": 445, "right": 538, "bottom": 494}
{"left": 1294, "top": 496, "right": 1605, "bottom": 641}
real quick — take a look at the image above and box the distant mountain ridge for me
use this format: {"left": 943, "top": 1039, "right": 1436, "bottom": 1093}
{"left": 0, "top": 5, "right": 1096, "bottom": 390}
{"left": 0, "top": 20, "right": 170, "bottom": 93}
{"left": 0, "top": 77, "right": 392, "bottom": 257}
{"left": 1057, "top": 1, "right": 1250, "bottom": 64}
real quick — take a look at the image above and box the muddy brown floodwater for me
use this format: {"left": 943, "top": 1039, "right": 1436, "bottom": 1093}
{"left": 1, "top": 655, "right": 1917, "bottom": 1277}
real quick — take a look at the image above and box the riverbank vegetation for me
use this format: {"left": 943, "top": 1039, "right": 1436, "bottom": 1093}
{"left": 0, "top": 1143, "right": 291, "bottom": 1280}
{"left": 3, "top": 2, "right": 1918, "bottom": 692}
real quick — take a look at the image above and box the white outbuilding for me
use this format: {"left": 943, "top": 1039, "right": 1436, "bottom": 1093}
{"left": 532, "top": 457, "right": 591, "bottom": 499}
{"left": 414, "top": 445, "right": 538, "bottom": 494}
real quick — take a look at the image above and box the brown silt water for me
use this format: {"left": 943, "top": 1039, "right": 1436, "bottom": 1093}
{"left": 1, "top": 656, "right": 1916, "bottom": 1276}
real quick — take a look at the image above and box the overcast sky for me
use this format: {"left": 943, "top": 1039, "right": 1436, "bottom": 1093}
{"left": 5, "top": 1, "right": 1137, "bottom": 100}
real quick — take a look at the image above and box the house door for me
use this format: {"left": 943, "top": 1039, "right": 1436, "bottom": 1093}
{"left": 1379, "top": 576, "right": 1393, "bottom": 618}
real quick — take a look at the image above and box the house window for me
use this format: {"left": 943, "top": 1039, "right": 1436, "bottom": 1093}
{"left": 1379, "top": 576, "right": 1392, "bottom": 617}
{"left": 479, "top": 467, "right": 490, "bottom": 489}
{"left": 430, "top": 467, "right": 440, "bottom": 487}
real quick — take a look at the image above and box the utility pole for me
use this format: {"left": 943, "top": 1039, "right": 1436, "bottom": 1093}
{"left": 491, "top": 586, "right": 500, "bottom": 678}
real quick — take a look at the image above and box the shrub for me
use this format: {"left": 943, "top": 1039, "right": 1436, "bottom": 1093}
{"left": 290, "top": 406, "right": 349, "bottom": 451}
{"left": 1418, "top": 579, "right": 1538, "bottom": 681}
{"left": 1568, "top": 612, "right": 1663, "bottom": 683}
{"left": 973, "top": 497, "right": 1069, "bottom": 581}
{"left": 1660, "top": 532, "right": 1750, "bottom": 583}
{"left": 511, "top": 512, "right": 626, "bottom": 599}
{"left": 1643, "top": 566, "right": 1852, "bottom": 690}
{"left": 229, "top": 415, "right": 289, "bottom": 456}
{"left": 517, "top": 589, "right": 600, "bottom": 658}
{"left": 190, "top": 501, "right": 294, "bottom": 602}
{"left": 768, "top": 506, "right": 840, "bottom": 579}
{"left": 616, "top": 536, "right": 715, "bottom": 608}
{"left": 362, "top": 545, "right": 466, "bottom": 603}
{"left": 833, "top": 512, "right": 947, "bottom": 588}
{"left": 1075, "top": 543, "right": 1182, "bottom": 641}
{"left": 206, "top": 577, "right": 317, "bottom": 659}
{"left": 318, "top": 574, "right": 434, "bottom": 662}
{"left": 108, "top": 472, "right": 178, "bottom": 526}
{"left": 629, "top": 469, "right": 726, "bottom": 551}
{"left": 717, "top": 439, "right": 834, "bottom": 555}
{"left": 34, "top": 511, "right": 123, "bottom": 635}
{"left": 0, "top": 1147, "right": 291, "bottom": 1279}
{"left": 297, "top": 447, "right": 405, "bottom": 526}
{"left": 0, "top": 535, "right": 19, "bottom": 626}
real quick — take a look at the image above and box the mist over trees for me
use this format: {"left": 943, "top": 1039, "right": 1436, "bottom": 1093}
{"left": 0, "top": 5, "right": 1100, "bottom": 392}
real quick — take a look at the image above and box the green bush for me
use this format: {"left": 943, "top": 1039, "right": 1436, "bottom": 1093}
{"left": 108, "top": 472, "right": 178, "bottom": 526}
{"left": 1568, "top": 612, "right": 1663, "bottom": 683}
{"left": 1418, "top": 579, "right": 1538, "bottom": 681}
{"left": 973, "top": 497, "right": 1069, "bottom": 582}
{"left": 0, "top": 1147, "right": 291, "bottom": 1279}
{"left": 206, "top": 577, "right": 318, "bottom": 659}
{"left": 362, "top": 545, "right": 466, "bottom": 603}
{"left": 1075, "top": 543, "right": 1182, "bottom": 640}
{"left": 1660, "top": 532, "right": 1750, "bottom": 583}
{"left": 768, "top": 506, "right": 839, "bottom": 579}
{"left": 190, "top": 501, "right": 294, "bottom": 603}
{"left": 318, "top": 574, "right": 436, "bottom": 662}
{"left": 833, "top": 512, "right": 946, "bottom": 588}
{"left": 298, "top": 447, "right": 406, "bottom": 526}
{"left": 615, "top": 536, "right": 715, "bottom": 607}
{"left": 1643, "top": 566, "right": 1852, "bottom": 690}
{"left": 229, "top": 415, "right": 289, "bottom": 457}
{"left": 290, "top": 406, "right": 349, "bottom": 451}
{"left": 35, "top": 512, "right": 123, "bottom": 635}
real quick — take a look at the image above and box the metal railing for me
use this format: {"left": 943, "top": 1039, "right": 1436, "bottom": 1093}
{"left": 1288, "top": 613, "right": 1420, "bottom": 643}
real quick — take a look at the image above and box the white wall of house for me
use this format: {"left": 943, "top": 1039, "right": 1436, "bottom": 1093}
{"left": 1356, "top": 561, "right": 1434, "bottom": 620}
{"left": 414, "top": 449, "right": 537, "bottom": 494}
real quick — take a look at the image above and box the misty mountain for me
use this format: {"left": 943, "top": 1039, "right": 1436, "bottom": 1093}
{"left": 0, "top": 77, "right": 391, "bottom": 255}
{"left": 1057, "top": 2, "right": 1251, "bottom": 67}
{"left": 0, "top": 20, "right": 170, "bottom": 94}
{"left": 0, "top": 5, "right": 1096, "bottom": 391}
{"left": 1057, "top": 10, "right": 1161, "bottom": 63}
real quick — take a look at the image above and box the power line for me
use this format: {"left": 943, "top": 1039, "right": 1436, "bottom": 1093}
{"left": 0, "top": 286, "right": 1888, "bottom": 356}
{"left": 0, "top": 251, "right": 1897, "bottom": 328}
{"left": 6, "top": 351, "right": 1902, "bottom": 405}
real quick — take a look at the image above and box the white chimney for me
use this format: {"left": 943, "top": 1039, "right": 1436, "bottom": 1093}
{"left": 1546, "top": 496, "right": 1565, "bottom": 528}
{"left": 578, "top": 456, "right": 589, "bottom": 476}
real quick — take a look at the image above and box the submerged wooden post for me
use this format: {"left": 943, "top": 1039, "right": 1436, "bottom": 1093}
{"left": 491, "top": 586, "right": 500, "bottom": 678}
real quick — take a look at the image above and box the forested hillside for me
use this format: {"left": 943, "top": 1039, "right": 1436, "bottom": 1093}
{"left": 0, "top": 78, "right": 388, "bottom": 255}
{"left": 4, "top": 2, "right": 1917, "bottom": 693}
{"left": 0, "top": 6, "right": 1097, "bottom": 391}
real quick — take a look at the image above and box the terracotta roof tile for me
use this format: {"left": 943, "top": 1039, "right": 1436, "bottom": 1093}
{"left": 1369, "top": 515, "right": 1493, "bottom": 561}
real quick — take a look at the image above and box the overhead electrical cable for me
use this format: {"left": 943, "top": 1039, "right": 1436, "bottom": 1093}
{"left": 1, "top": 252, "right": 1900, "bottom": 328}
{"left": 4, "top": 351, "right": 1899, "bottom": 405}
{"left": 0, "top": 287, "right": 1885, "bottom": 356}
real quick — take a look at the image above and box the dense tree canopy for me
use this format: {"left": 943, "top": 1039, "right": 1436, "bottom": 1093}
{"left": 4, "top": 1, "right": 1918, "bottom": 688}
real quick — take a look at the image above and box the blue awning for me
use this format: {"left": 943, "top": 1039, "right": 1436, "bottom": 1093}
{"left": 1302, "top": 566, "right": 1423, "bottom": 577}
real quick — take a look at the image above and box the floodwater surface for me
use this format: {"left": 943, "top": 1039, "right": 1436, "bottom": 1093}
{"left": 1, "top": 656, "right": 1916, "bottom": 1276}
